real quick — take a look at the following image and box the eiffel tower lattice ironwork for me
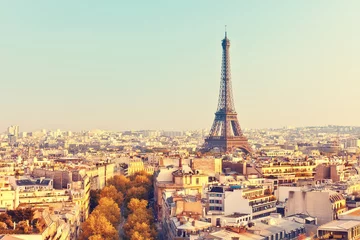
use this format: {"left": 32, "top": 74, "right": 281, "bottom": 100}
{"left": 204, "top": 31, "right": 252, "bottom": 153}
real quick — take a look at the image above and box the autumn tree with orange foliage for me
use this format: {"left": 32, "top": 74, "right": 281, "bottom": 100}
{"left": 130, "top": 231, "right": 146, "bottom": 240}
{"left": 124, "top": 198, "right": 156, "bottom": 240}
{"left": 127, "top": 198, "right": 147, "bottom": 212}
{"left": 126, "top": 186, "right": 148, "bottom": 201}
{"left": 88, "top": 235, "right": 104, "bottom": 240}
{"left": 107, "top": 175, "right": 130, "bottom": 193}
{"left": 80, "top": 210, "right": 119, "bottom": 240}
{"left": 132, "top": 175, "right": 151, "bottom": 188}
{"left": 93, "top": 197, "right": 121, "bottom": 226}
{"left": 101, "top": 171, "right": 157, "bottom": 239}
{"left": 100, "top": 185, "right": 124, "bottom": 207}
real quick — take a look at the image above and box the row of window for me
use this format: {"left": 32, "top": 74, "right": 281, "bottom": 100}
{"left": 209, "top": 194, "right": 222, "bottom": 197}
{"left": 209, "top": 206, "right": 223, "bottom": 211}
{"left": 209, "top": 199, "right": 222, "bottom": 204}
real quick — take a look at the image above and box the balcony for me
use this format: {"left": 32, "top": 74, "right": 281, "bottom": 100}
{"left": 252, "top": 206, "right": 277, "bottom": 217}
{"left": 250, "top": 199, "right": 277, "bottom": 208}
{"left": 247, "top": 194, "right": 276, "bottom": 201}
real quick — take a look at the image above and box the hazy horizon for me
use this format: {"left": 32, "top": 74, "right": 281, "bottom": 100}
{"left": 1, "top": 1, "right": 360, "bottom": 132}
{"left": 2, "top": 124, "right": 360, "bottom": 134}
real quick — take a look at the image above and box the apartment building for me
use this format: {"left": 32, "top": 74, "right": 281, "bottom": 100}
{"left": 154, "top": 162, "right": 208, "bottom": 221}
{"left": 127, "top": 158, "right": 155, "bottom": 176}
{"left": 0, "top": 176, "right": 16, "bottom": 209}
{"left": 206, "top": 186, "right": 277, "bottom": 225}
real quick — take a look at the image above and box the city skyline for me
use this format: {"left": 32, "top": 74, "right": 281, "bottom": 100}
{"left": 1, "top": 1, "right": 360, "bottom": 131}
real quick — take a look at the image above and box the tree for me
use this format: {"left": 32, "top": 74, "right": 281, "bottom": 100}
{"left": 89, "top": 235, "right": 104, "bottom": 240}
{"left": 0, "top": 213, "right": 14, "bottom": 228}
{"left": 93, "top": 197, "right": 121, "bottom": 227}
{"left": 124, "top": 208, "right": 154, "bottom": 237}
{"left": 107, "top": 175, "right": 130, "bottom": 193}
{"left": 34, "top": 218, "right": 46, "bottom": 233}
{"left": 131, "top": 171, "right": 150, "bottom": 178}
{"left": 90, "top": 190, "right": 101, "bottom": 212}
{"left": 0, "top": 222, "right": 7, "bottom": 230}
{"left": 132, "top": 175, "right": 151, "bottom": 188}
{"left": 127, "top": 198, "right": 148, "bottom": 213}
{"left": 100, "top": 185, "right": 124, "bottom": 207}
{"left": 7, "top": 208, "right": 34, "bottom": 223}
{"left": 15, "top": 220, "right": 32, "bottom": 234}
{"left": 125, "top": 222, "right": 153, "bottom": 240}
{"left": 126, "top": 186, "right": 148, "bottom": 201}
{"left": 80, "top": 210, "right": 119, "bottom": 240}
{"left": 130, "top": 231, "right": 145, "bottom": 240}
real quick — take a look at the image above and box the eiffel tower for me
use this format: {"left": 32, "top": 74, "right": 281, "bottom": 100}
{"left": 204, "top": 31, "right": 252, "bottom": 153}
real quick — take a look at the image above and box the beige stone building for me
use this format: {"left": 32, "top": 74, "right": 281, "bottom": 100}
{"left": 154, "top": 162, "right": 208, "bottom": 220}
{"left": 191, "top": 157, "right": 222, "bottom": 176}
{"left": 0, "top": 176, "right": 16, "bottom": 209}
{"left": 127, "top": 158, "right": 154, "bottom": 176}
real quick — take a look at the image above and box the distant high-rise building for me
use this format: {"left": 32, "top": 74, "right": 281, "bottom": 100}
{"left": 204, "top": 31, "right": 251, "bottom": 153}
{"left": 7, "top": 125, "right": 19, "bottom": 138}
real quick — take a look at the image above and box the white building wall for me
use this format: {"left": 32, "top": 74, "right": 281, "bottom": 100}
{"left": 275, "top": 186, "right": 302, "bottom": 202}
{"left": 285, "top": 191, "right": 332, "bottom": 225}
{"left": 224, "top": 190, "right": 252, "bottom": 215}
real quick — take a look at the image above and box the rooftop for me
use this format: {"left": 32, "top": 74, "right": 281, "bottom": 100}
{"left": 318, "top": 220, "right": 360, "bottom": 231}
{"left": 225, "top": 212, "right": 251, "bottom": 218}
{"left": 204, "top": 229, "right": 263, "bottom": 240}
{"left": 209, "top": 187, "right": 224, "bottom": 193}
{"left": 15, "top": 178, "right": 52, "bottom": 186}
{"left": 339, "top": 207, "right": 360, "bottom": 217}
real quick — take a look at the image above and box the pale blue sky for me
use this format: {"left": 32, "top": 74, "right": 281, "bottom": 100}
{"left": 1, "top": 1, "right": 359, "bottom": 132}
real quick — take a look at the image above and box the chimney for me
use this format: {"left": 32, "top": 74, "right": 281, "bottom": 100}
{"left": 159, "top": 158, "right": 164, "bottom": 167}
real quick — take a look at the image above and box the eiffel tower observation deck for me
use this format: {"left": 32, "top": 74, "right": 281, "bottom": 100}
{"left": 204, "top": 31, "right": 252, "bottom": 154}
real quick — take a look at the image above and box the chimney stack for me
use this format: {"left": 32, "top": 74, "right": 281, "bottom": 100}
{"left": 159, "top": 158, "right": 164, "bottom": 167}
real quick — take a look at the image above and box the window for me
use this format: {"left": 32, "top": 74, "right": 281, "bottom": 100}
{"left": 196, "top": 178, "right": 199, "bottom": 184}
